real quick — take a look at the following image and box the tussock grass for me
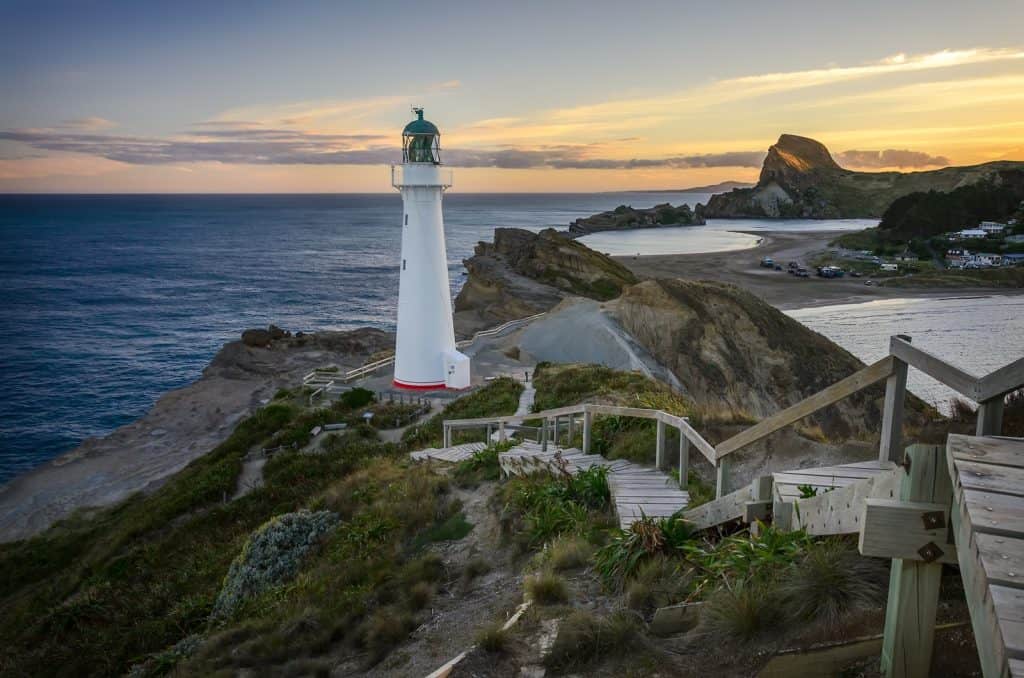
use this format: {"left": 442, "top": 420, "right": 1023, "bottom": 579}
{"left": 547, "top": 536, "right": 594, "bottom": 571}
{"left": 625, "top": 555, "right": 689, "bottom": 612}
{"left": 526, "top": 572, "right": 569, "bottom": 605}
{"left": 779, "top": 538, "right": 887, "bottom": 628}
{"left": 543, "top": 610, "right": 642, "bottom": 672}
{"left": 475, "top": 622, "right": 510, "bottom": 653}
{"left": 702, "top": 582, "right": 783, "bottom": 644}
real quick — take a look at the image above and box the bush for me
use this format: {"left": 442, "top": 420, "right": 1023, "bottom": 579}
{"left": 526, "top": 572, "right": 569, "bottom": 605}
{"left": 212, "top": 510, "right": 339, "bottom": 620}
{"left": 548, "top": 536, "right": 594, "bottom": 571}
{"left": 503, "top": 466, "right": 613, "bottom": 548}
{"left": 779, "top": 539, "right": 887, "bottom": 628}
{"left": 453, "top": 443, "right": 507, "bottom": 485}
{"left": 543, "top": 610, "right": 641, "bottom": 671}
{"left": 625, "top": 556, "right": 689, "bottom": 611}
{"left": 339, "top": 387, "right": 375, "bottom": 410}
{"left": 403, "top": 378, "right": 523, "bottom": 448}
{"left": 594, "top": 515, "right": 695, "bottom": 588}
{"left": 702, "top": 582, "right": 782, "bottom": 644}
{"left": 475, "top": 622, "right": 509, "bottom": 653}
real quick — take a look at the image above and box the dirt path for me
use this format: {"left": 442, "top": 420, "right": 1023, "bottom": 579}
{"left": 365, "top": 480, "right": 524, "bottom": 678}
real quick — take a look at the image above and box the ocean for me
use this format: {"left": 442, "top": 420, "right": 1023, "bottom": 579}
{"left": 0, "top": 193, "right": 1019, "bottom": 484}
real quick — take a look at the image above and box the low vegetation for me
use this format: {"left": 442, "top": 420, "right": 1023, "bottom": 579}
{"left": 525, "top": 571, "right": 570, "bottom": 605}
{"left": 500, "top": 465, "right": 613, "bottom": 550}
{"left": 543, "top": 609, "right": 643, "bottom": 672}
{"left": 402, "top": 376, "right": 523, "bottom": 448}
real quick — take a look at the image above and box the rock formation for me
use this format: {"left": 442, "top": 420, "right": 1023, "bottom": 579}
{"left": 568, "top": 202, "right": 704, "bottom": 237}
{"left": 703, "top": 133, "right": 1024, "bottom": 218}
{"left": 453, "top": 228, "right": 637, "bottom": 335}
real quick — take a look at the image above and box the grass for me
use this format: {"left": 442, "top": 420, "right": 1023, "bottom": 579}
{"left": 881, "top": 266, "right": 1024, "bottom": 288}
{"left": 402, "top": 377, "right": 523, "bottom": 449}
{"left": 543, "top": 610, "right": 642, "bottom": 672}
{"left": 0, "top": 387, "right": 499, "bottom": 676}
{"left": 475, "top": 622, "right": 510, "bottom": 653}
{"left": 525, "top": 572, "right": 570, "bottom": 605}
{"left": 501, "top": 466, "right": 613, "bottom": 549}
{"left": 701, "top": 582, "right": 782, "bottom": 644}
{"left": 547, "top": 536, "right": 594, "bottom": 571}
{"left": 452, "top": 441, "right": 509, "bottom": 486}
{"left": 594, "top": 515, "right": 696, "bottom": 588}
{"left": 778, "top": 539, "right": 886, "bottom": 628}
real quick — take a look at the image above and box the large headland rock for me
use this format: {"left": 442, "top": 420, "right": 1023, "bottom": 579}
{"left": 453, "top": 227, "right": 638, "bottom": 335}
{"left": 703, "top": 133, "right": 1024, "bottom": 218}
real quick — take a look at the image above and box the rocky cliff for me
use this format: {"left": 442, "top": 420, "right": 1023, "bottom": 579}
{"left": 704, "top": 134, "right": 1024, "bottom": 218}
{"left": 609, "top": 278, "right": 931, "bottom": 438}
{"left": 453, "top": 227, "right": 638, "bottom": 335}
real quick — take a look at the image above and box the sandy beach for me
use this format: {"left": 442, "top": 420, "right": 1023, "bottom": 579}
{"left": 616, "top": 229, "right": 1024, "bottom": 310}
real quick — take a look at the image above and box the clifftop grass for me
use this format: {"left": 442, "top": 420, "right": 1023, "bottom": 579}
{"left": 402, "top": 376, "right": 523, "bottom": 448}
{"left": 0, "top": 386, "right": 503, "bottom": 677}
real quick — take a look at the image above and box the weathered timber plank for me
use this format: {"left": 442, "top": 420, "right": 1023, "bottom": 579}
{"left": 956, "top": 459, "right": 1024, "bottom": 497}
{"left": 715, "top": 356, "right": 894, "bottom": 459}
{"left": 791, "top": 470, "right": 900, "bottom": 536}
{"left": 949, "top": 433, "right": 1024, "bottom": 470}
{"left": 890, "top": 336, "right": 980, "bottom": 400}
{"left": 990, "top": 585, "right": 1024, "bottom": 660}
{"left": 963, "top": 489, "right": 1024, "bottom": 538}
{"left": 976, "top": 533, "right": 1024, "bottom": 589}
{"left": 858, "top": 499, "right": 957, "bottom": 564}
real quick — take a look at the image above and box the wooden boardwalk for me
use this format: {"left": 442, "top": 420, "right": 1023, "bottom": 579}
{"left": 947, "top": 434, "right": 1024, "bottom": 677}
{"left": 773, "top": 460, "right": 898, "bottom": 503}
{"left": 410, "top": 442, "right": 487, "bottom": 464}
{"left": 498, "top": 441, "right": 690, "bottom": 529}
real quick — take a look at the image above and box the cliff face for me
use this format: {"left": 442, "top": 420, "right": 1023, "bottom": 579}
{"left": 704, "top": 134, "right": 1024, "bottom": 218}
{"left": 610, "top": 278, "right": 928, "bottom": 438}
{"left": 453, "top": 227, "right": 638, "bottom": 335}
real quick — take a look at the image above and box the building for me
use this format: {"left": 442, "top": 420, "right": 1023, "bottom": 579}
{"left": 980, "top": 221, "right": 1007, "bottom": 234}
{"left": 967, "top": 252, "right": 1003, "bottom": 268}
{"left": 895, "top": 249, "right": 918, "bottom": 262}
{"left": 1003, "top": 253, "right": 1024, "bottom": 266}
{"left": 951, "top": 229, "right": 988, "bottom": 240}
{"left": 391, "top": 109, "right": 471, "bottom": 390}
{"left": 946, "top": 248, "right": 970, "bottom": 268}
{"left": 1007, "top": 234, "right": 1024, "bottom": 244}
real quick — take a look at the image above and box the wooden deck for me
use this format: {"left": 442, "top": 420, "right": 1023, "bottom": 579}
{"left": 773, "top": 460, "right": 898, "bottom": 503}
{"left": 410, "top": 442, "right": 487, "bottom": 464}
{"left": 499, "top": 441, "right": 690, "bottom": 529}
{"left": 947, "top": 434, "right": 1024, "bottom": 677}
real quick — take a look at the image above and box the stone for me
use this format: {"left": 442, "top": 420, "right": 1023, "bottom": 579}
{"left": 241, "top": 328, "right": 272, "bottom": 348}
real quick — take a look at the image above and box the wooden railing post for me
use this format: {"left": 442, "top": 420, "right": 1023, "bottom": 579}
{"left": 655, "top": 420, "right": 666, "bottom": 470}
{"left": 879, "top": 335, "right": 911, "bottom": 464}
{"left": 678, "top": 430, "right": 689, "bottom": 489}
{"left": 582, "top": 410, "right": 592, "bottom": 454}
{"left": 715, "top": 458, "right": 730, "bottom": 498}
{"left": 976, "top": 397, "right": 1004, "bottom": 436}
{"left": 499, "top": 421, "right": 507, "bottom": 442}
{"left": 541, "top": 418, "right": 549, "bottom": 452}
{"left": 568, "top": 414, "right": 575, "bottom": 443}
{"left": 880, "top": 444, "right": 952, "bottom": 678}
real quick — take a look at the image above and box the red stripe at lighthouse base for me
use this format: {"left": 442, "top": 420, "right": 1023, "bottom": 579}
{"left": 393, "top": 379, "right": 447, "bottom": 391}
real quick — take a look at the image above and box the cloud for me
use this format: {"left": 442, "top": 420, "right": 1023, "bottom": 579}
{"left": 835, "top": 149, "right": 950, "bottom": 169}
{"left": 60, "top": 117, "right": 116, "bottom": 130}
{"left": 0, "top": 127, "right": 765, "bottom": 169}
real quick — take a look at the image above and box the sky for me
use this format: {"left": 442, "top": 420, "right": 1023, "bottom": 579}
{"left": 1, "top": 0, "right": 1023, "bottom": 193}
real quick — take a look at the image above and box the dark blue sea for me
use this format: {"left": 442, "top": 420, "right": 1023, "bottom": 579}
{"left": 0, "top": 191, "right": 711, "bottom": 483}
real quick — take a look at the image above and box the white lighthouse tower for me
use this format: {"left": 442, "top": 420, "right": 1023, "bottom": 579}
{"left": 391, "top": 108, "right": 470, "bottom": 390}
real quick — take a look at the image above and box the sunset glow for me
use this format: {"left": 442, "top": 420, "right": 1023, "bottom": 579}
{"left": 2, "top": 0, "right": 1023, "bottom": 192}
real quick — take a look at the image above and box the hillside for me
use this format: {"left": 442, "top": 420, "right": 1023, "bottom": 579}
{"left": 453, "top": 227, "right": 638, "bottom": 335}
{"left": 703, "top": 134, "right": 1024, "bottom": 218}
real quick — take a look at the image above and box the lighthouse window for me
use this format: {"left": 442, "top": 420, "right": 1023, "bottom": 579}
{"left": 404, "top": 214, "right": 408, "bottom": 225}
{"left": 402, "top": 259, "right": 406, "bottom": 270}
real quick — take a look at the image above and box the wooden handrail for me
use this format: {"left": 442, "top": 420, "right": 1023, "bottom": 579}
{"left": 889, "top": 336, "right": 981, "bottom": 400}
{"left": 976, "top": 356, "right": 1024, "bottom": 402}
{"left": 715, "top": 356, "right": 896, "bottom": 460}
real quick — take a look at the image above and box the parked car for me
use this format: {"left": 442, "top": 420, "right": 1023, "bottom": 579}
{"left": 865, "top": 279, "right": 876, "bottom": 286}
{"left": 795, "top": 268, "right": 810, "bottom": 278}
{"left": 850, "top": 271, "right": 861, "bottom": 278}
{"left": 788, "top": 261, "right": 799, "bottom": 270}
{"left": 760, "top": 257, "right": 775, "bottom": 268}
{"left": 774, "top": 264, "right": 783, "bottom": 271}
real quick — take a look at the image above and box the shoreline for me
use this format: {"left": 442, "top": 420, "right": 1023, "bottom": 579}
{"left": 614, "top": 228, "right": 1024, "bottom": 310}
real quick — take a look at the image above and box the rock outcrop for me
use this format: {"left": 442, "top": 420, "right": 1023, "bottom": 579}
{"left": 453, "top": 228, "right": 638, "bottom": 335}
{"left": 704, "top": 133, "right": 1024, "bottom": 218}
{"left": 609, "top": 278, "right": 930, "bottom": 438}
{"left": 568, "top": 202, "right": 704, "bottom": 237}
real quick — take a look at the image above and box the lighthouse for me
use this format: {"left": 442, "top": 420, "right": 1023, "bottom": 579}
{"left": 391, "top": 108, "right": 470, "bottom": 390}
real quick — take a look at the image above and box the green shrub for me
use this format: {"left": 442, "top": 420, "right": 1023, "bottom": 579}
{"left": 475, "top": 622, "right": 509, "bottom": 653}
{"left": 624, "top": 555, "right": 689, "bottom": 611}
{"left": 595, "top": 515, "right": 695, "bottom": 588}
{"left": 543, "top": 610, "right": 641, "bottom": 671}
{"left": 453, "top": 442, "right": 508, "bottom": 485}
{"left": 779, "top": 539, "right": 886, "bottom": 628}
{"left": 212, "top": 510, "right": 339, "bottom": 620}
{"left": 503, "top": 466, "right": 613, "bottom": 548}
{"left": 403, "top": 378, "right": 523, "bottom": 448}
{"left": 526, "top": 572, "right": 569, "bottom": 605}
{"left": 339, "top": 387, "right": 375, "bottom": 410}
{"left": 548, "top": 536, "right": 594, "bottom": 571}
{"left": 702, "top": 582, "right": 782, "bottom": 644}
